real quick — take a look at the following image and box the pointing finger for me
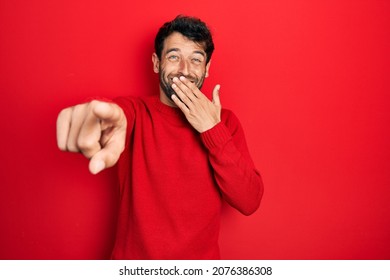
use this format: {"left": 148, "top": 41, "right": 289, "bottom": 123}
{"left": 91, "top": 101, "right": 124, "bottom": 125}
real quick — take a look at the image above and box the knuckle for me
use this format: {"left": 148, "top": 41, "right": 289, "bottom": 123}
{"left": 57, "top": 108, "right": 73, "bottom": 127}
{"left": 104, "top": 150, "right": 118, "bottom": 167}
{"left": 73, "top": 103, "right": 87, "bottom": 112}
{"left": 77, "top": 137, "right": 98, "bottom": 152}
{"left": 87, "top": 100, "right": 101, "bottom": 115}
{"left": 89, "top": 100, "right": 100, "bottom": 108}
{"left": 57, "top": 142, "right": 68, "bottom": 151}
{"left": 58, "top": 107, "right": 71, "bottom": 119}
{"left": 66, "top": 142, "right": 79, "bottom": 153}
{"left": 71, "top": 104, "right": 88, "bottom": 120}
{"left": 58, "top": 145, "right": 67, "bottom": 152}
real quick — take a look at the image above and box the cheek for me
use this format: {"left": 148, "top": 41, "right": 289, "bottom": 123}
{"left": 194, "top": 66, "right": 207, "bottom": 78}
{"left": 161, "top": 63, "right": 178, "bottom": 76}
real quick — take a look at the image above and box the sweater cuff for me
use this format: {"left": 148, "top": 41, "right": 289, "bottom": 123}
{"left": 200, "top": 122, "right": 232, "bottom": 150}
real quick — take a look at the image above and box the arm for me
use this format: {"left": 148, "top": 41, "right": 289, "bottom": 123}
{"left": 201, "top": 112, "right": 264, "bottom": 215}
{"left": 171, "top": 76, "right": 264, "bottom": 215}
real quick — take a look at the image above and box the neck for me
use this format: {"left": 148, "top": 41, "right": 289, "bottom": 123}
{"left": 159, "top": 89, "right": 177, "bottom": 107}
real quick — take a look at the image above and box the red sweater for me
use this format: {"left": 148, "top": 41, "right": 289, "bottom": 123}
{"left": 110, "top": 95, "right": 263, "bottom": 259}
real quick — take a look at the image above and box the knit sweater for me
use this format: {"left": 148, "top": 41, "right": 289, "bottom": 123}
{"left": 110, "top": 95, "right": 263, "bottom": 259}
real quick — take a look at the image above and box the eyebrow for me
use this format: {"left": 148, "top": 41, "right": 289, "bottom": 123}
{"left": 193, "top": 50, "right": 206, "bottom": 58}
{"left": 165, "top": 48, "right": 206, "bottom": 58}
{"left": 165, "top": 48, "right": 180, "bottom": 55}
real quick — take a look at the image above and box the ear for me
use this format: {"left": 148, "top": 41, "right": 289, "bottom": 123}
{"left": 205, "top": 59, "right": 211, "bottom": 78}
{"left": 152, "top": 53, "right": 160, "bottom": 73}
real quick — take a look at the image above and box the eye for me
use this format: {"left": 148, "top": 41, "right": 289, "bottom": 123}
{"left": 168, "top": 55, "right": 179, "bottom": 61}
{"left": 191, "top": 58, "right": 203, "bottom": 64}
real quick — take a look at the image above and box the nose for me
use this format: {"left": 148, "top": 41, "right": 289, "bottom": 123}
{"left": 178, "top": 59, "right": 190, "bottom": 76}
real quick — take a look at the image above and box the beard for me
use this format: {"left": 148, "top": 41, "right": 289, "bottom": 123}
{"left": 159, "top": 67, "right": 206, "bottom": 100}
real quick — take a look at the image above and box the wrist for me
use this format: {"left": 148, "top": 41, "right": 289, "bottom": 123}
{"left": 200, "top": 121, "right": 232, "bottom": 149}
{"left": 199, "top": 119, "right": 221, "bottom": 133}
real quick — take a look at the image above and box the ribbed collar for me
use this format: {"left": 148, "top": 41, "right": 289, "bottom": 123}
{"left": 151, "top": 96, "right": 188, "bottom": 125}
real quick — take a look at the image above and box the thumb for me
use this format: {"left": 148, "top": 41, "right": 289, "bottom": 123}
{"left": 89, "top": 157, "right": 106, "bottom": 175}
{"left": 212, "top": 84, "right": 221, "bottom": 106}
{"left": 88, "top": 135, "right": 125, "bottom": 174}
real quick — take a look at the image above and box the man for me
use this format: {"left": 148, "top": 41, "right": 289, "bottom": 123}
{"left": 56, "top": 15, "right": 263, "bottom": 259}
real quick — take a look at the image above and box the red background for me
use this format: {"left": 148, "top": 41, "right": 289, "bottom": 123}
{"left": 0, "top": 0, "right": 389, "bottom": 259}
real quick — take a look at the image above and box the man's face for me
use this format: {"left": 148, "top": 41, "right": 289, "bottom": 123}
{"left": 152, "top": 32, "right": 211, "bottom": 106}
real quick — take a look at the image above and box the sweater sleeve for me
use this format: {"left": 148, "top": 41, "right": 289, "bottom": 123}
{"left": 200, "top": 110, "right": 264, "bottom": 216}
{"left": 112, "top": 96, "right": 138, "bottom": 145}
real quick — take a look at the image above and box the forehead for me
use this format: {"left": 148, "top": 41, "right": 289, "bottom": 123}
{"left": 162, "top": 32, "right": 206, "bottom": 54}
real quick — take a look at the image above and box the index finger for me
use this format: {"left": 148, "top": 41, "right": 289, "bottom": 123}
{"left": 91, "top": 101, "right": 124, "bottom": 124}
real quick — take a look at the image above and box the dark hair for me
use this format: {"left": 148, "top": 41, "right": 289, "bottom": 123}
{"left": 154, "top": 15, "right": 214, "bottom": 64}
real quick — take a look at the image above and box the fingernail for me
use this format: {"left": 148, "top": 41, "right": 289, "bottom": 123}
{"left": 91, "top": 160, "right": 105, "bottom": 174}
{"left": 179, "top": 76, "right": 185, "bottom": 81}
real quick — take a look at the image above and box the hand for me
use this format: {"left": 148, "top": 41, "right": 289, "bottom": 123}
{"left": 56, "top": 100, "right": 127, "bottom": 174}
{"left": 171, "top": 76, "right": 221, "bottom": 133}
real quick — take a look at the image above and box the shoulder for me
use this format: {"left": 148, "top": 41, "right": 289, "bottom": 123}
{"left": 113, "top": 95, "right": 157, "bottom": 115}
{"left": 113, "top": 95, "right": 153, "bottom": 108}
